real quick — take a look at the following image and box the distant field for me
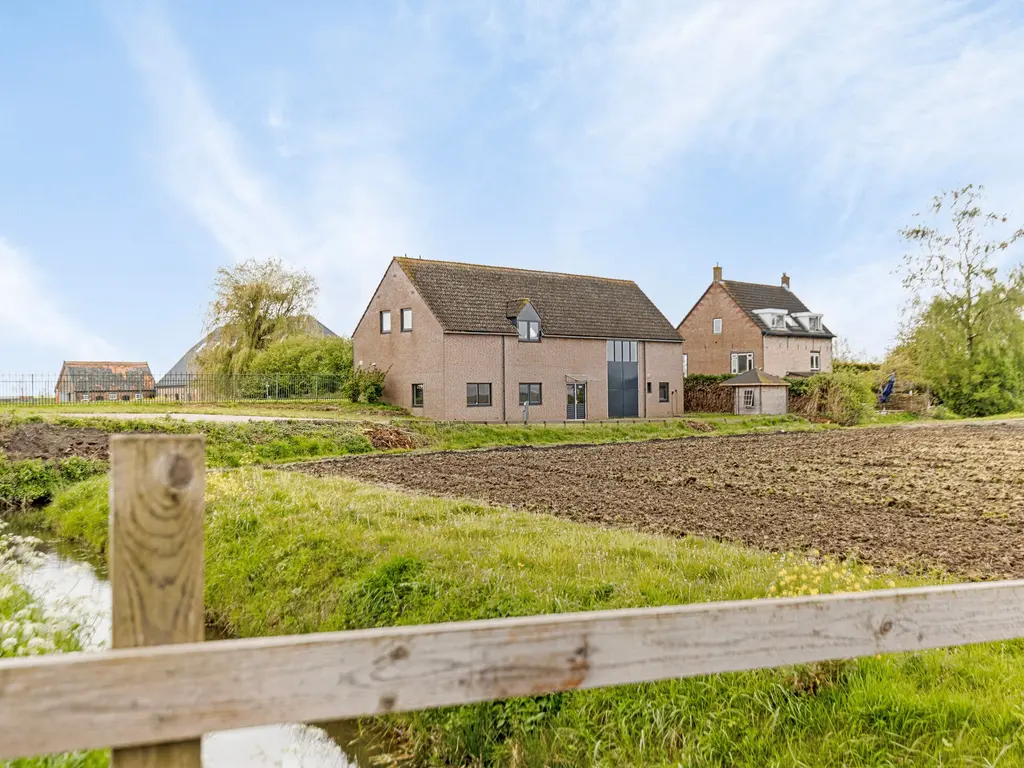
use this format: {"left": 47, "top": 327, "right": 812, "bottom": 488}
{"left": 2, "top": 398, "right": 404, "bottom": 421}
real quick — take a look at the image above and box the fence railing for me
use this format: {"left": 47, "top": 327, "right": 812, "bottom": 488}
{"left": 2, "top": 434, "right": 1024, "bottom": 763}
{"left": 0, "top": 373, "right": 350, "bottom": 406}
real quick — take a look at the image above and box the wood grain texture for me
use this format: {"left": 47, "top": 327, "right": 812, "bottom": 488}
{"left": 108, "top": 435, "right": 205, "bottom": 768}
{"left": 3, "top": 579, "right": 1024, "bottom": 759}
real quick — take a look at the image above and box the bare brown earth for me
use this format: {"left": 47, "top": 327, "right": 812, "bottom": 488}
{"left": 0, "top": 422, "right": 110, "bottom": 461}
{"left": 297, "top": 422, "right": 1024, "bottom": 580}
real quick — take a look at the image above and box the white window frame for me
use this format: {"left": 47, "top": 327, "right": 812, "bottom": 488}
{"left": 810, "top": 351, "right": 821, "bottom": 371}
{"left": 731, "top": 352, "right": 754, "bottom": 374}
{"left": 134, "top": 393, "right": 143, "bottom": 401}
{"left": 380, "top": 310, "right": 392, "bottom": 334}
{"left": 743, "top": 389, "right": 755, "bottom": 409}
{"left": 518, "top": 320, "right": 540, "bottom": 342}
{"left": 771, "top": 314, "right": 785, "bottom": 329}
{"left": 682, "top": 353, "right": 688, "bottom": 378}
{"left": 808, "top": 316, "right": 822, "bottom": 332}
{"left": 81, "top": 393, "right": 90, "bottom": 403}
{"left": 401, "top": 308, "right": 413, "bottom": 332}
{"left": 713, "top": 318, "right": 722, "bottom": 334}
{"left": 108, "top": 393, "right": 119, "bottom": 401}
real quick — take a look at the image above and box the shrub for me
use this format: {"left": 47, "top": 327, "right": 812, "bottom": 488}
{"left": 347, "top": 366, "right": 389, "bottom": 404}
{"left": 800, "top": 371, "right": 875, "bottom": 425}
{"left": 0, "top": 456, "right": 106, "bottom": 508}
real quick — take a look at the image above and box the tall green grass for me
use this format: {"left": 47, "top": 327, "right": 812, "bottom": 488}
{"left": 38, "top": 470, "right": 1024, "bottom": 766}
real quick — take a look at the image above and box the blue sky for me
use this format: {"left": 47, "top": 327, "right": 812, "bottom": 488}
{"left": 4, "top": 0, "right": 1024, "bottom": 373}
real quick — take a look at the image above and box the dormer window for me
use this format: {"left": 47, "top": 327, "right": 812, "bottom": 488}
{"left": 511, "top": 299, "right": 542, "bottom": 342}
{"left": 808, "top": 316, "right": 822, "bottom": 332}
{"left": 770, "top": 314, "right": 785, "bottom": 329}
{"left": 518, "top": 320, "right": 540, "bottom": 341}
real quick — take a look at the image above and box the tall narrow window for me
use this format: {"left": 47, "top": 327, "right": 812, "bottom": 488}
{"left": 380, "top": 310, "right": 391, "bottom": 334}
{"left": 810, "top": 351, "right": 821, "bottom": 371}
{"left": 411, "top": 383, "right": 423, "bottom": 407}
{"left": 466, "top": 383, "right": 492, "bottom": 407}
{"left": 713, "top": 318, "right": 722, "bottom": 334}
{"left": 743, "top": 389, "right": 755, "bottom": 409}
{"left": 401, "top": 308, "right": 413, "bottom": 332}
{"left": 682, "top": 353, "right": 688, "bottom": 378}
{"left": 658, "top": 382, "right": 670, "bottom": 402}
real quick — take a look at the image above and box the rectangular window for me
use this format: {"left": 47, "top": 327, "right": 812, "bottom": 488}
{"left": 401, "top": 308, "right": 413, "bottom": 332}
{"left": 518, "top": 320, "right": 540, "bottom": 341}
{"left": 659, "top": 382, "right": 670, "bottom": 402}
{"left": 134, "top": 393, "right": 143, "bottom": 401}
{"left": 743, "top": 389, "right": 755, "bottom": 409}
{"left": 771, "top": 314, "right": 785, "bottom": 329}
{"left": 713, "top": 318, "right": 722, "bottom": 334}
{"left": 646, "top": 381, "right": 652, "bottom": 394}
{"left": 731, "top": 352, "right": 754, "bottom": 374}
{"left": 380, "top": 310, "right": 391, "bottom": 333}
{"left": 809, "top": 316, "right": 821, "bottom": 332}
{"left": 81, "top": 393, "right": 90, "bottom": 402}
{"left": 606, "top": 340, "right": 640, "bottom": 362}
{"left": 682, "top": 353, "right": 688, "bottom": 378}
{"left": 519, "top": 383, "right": 542, "bottom": 405}
{"left": 466, "top": 383, "right": 492, "bottom": 407}
{"left": 411, "top": 383, "right": 424, "bottom": 407}
{"left": 108, "top": 393, "right": 118, "bottom": 401}
{"left": 810, "top": 351, "right": 821, "bottom": 371}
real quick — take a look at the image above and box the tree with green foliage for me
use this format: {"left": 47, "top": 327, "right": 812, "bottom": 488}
{"left": 898, "top": 184, "right": 1024, "bottom": 416}
{"left": 198, "top": 259, "right": 319, "bottom": 375}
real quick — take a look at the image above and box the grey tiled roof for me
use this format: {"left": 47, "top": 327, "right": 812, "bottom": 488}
{"left": 59, "top": 362, "right": 155, "bottom": 392}
{"left": 720, "top": 369, "right": 789, "bottom": 386}
{"left": 155, "top": 317, "right": 337, "bottom": 388}
{"left": 396, "top": 258, "right": 681, "bottom": 342}
{"left": 721, "top": 280, "right": 835, "bottom": 338}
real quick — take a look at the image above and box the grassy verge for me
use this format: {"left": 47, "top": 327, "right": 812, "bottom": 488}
{"left": 1, "top": 521, "right": 106, "bottom": 767}
{"left": 3, "top": 398, "right": 404, "bottom": 421}
{"left": 38, "top": 471, "right": 1024, "bottom": 766}
{"left": 0, "top": 456, "right": 106, "bottom": 510}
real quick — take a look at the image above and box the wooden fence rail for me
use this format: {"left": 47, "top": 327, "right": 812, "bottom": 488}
{"left": 2, "top": 435, "right": 1024, "bottom": 762}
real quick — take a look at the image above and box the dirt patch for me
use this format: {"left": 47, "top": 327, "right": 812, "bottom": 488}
{"left": 0, "top": 422, "right": 112, "bottom": 462}
{"left": 364, "top": 425, "right": 417, "bottom": 450}
{"left": 296, "top": 422, "right": 1024, "bottom": 580}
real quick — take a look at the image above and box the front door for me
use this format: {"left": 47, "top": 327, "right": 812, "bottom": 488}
{"left": 566, "top": 382, "right": 587, "bottom": 420}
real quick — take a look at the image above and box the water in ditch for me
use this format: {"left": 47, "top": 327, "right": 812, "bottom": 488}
{"left": 14, "top": 531, "right": 388, "bottom": 767}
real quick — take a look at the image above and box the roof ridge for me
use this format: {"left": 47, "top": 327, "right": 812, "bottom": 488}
{"left": 64, "top": 361, "right": 150, "bottom": 366}
{"left": 395, "top": 256, "right": 636, "bottom": 285}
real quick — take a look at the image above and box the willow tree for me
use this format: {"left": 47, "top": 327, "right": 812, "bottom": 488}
{"left": 898, "top": 185, "right": 1024, "bottom": 415}
{"left": 197, "top": 258, "right": 319, "bottom": 375}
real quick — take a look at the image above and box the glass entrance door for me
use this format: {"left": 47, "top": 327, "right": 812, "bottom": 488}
{"left": 566, "top": 382, "right": 587, "bottom": 420}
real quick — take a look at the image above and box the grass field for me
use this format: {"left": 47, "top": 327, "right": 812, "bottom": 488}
{"left": 31, "top": 469, "right": 1024, "bottom": 767}
{"left": 2, "top": 398, "right": 404, "bottom": 421}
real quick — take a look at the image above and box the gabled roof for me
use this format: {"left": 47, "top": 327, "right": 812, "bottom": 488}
{"left": 395, "top": 257, "right": 681, "bottom": 342}
{"left": 58, "top": 362, "right": 155, "bottom": 392}
{"left": 720, "top": 280, "right": 835, "bottom": 338}
{"left": 155, "top": 316, "right": 337, "bottom": 388}
{"left": 720, "top": 369, "right": 789, "bottom": 387}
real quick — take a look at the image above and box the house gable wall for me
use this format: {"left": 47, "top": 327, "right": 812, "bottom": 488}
{"left": 763, "top": 336, "right": 833, "bottom": 377}
{"left": 678, "top": 283, "right": 763, "bottom": 375}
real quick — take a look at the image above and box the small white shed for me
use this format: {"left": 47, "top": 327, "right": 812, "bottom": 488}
{"left": 721, "top": 369, "right": 789, "bottom": 415}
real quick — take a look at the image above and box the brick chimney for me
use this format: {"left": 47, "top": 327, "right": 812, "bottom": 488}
{"left": 713, "top": 264, "right": 723, "bottom": 282}
{"left": 781, "top": 272, "right": 790, "bottom": 290}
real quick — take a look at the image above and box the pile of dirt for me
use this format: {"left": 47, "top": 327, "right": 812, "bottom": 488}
{"left": 0, "top": 422, "right": 111, "bottom": 462}
{"left": 682, "top": 420, "right": 716, "bottom": 433}
{"left": 364, "top": 425, "right": 416, "bottom": 450}
{"left": 297, "top": 422, "right": 1024, "bottom": 580}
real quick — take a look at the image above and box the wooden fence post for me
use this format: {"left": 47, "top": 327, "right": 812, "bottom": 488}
{"left": 109, "top": 434, "right": 206, "bottom": 768}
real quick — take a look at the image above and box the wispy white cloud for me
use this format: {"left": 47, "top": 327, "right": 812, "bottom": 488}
{"left": 0, "top": 239, "right": 116, "bottom": 362}
{"left": 110, "top": 3, "right": 424, "bottom": 336}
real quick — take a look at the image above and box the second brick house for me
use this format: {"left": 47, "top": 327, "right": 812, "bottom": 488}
{"left": 353, "top": 257, "right": 684, "bottom": 420}
{"left": 678, "top": 266, "right": 834, "bottom": 377}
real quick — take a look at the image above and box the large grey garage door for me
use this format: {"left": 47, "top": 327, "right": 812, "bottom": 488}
{"left": 607, "top": 340, "right": 639, "bottom": 419}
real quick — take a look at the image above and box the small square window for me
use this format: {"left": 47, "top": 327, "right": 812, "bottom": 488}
{"left": 108, "top": 393, "right": 118, "bottom": 401}
{"left": 743, "top": 389, "right": 755, "bottom": 409}
{"left": 810, "top": 351, "right": 821, "bottom": 371}
{"left": 380, "top": 310, "right": 392, "bottom": 334}
{"left": 467, "top": 383, "right": 492, "bottom": 407}
{"left": 519, "top": 383, "right": 542, "bottom": 405}
{"left": 809, "top": 317, "right": 822, "bottom": 332}
{"left": 411, "top": 383, "right": 424, "bottom": 407}
{"left": 518, "top": 320, "right": 540, "bottom": 341}
{"left": 771, "top": 314, "right": 785, "bottom": 329}
{"left": 713, "top": 318, "right": 722, "bottom": 334}
{"left": 401, "top": 308, "right": 413, "bottom": 332}
{"left": 134, "top": 393, "right": 143, "bottom": 401}
{"left": 659, "top": 382, "right": 670, "bottom": 402}
{"left": 81, "top": 393, "right": 90, "bottom": 402}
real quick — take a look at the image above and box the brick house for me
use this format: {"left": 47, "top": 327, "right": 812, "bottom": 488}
{"left": 55, "top": 362, "right": 156, "bottom": 403}
{"left": 352, "top": 257, "right": 684, "bottom": 421}
{"left": 678, "top": 266, "right": 834, "bottom": 377}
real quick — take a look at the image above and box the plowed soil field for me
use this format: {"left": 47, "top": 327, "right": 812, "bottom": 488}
{"left": 297, "top": 422, "right": 1024, "bottom": 579}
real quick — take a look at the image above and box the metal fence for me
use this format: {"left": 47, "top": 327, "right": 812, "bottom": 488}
{"left": 0, "top": 373, "right": 350, "bottom": 406}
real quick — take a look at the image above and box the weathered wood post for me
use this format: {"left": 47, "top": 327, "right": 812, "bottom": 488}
{"left": 109, "top": 434, "right": 206, "bottom": 768}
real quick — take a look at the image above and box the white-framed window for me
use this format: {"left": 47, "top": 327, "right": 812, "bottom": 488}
{"left": 808, "top": 316, "right": 822, "bottom": 332}
{"left": 810, "top": 351, "right": 821, "bottom": 371}
{"left": 518, "top": 320, "right": 540, "bottom": 342}
{"left": 771, "top": 314, "right": 785, "bottom": 329}
{"left": 743, "top": 389, "right": 755, "bottom": 409}
{"left": 107, "top": 393, "right": 118, "bottom": 401}
{"left": 380, "top": 310, "right": 391, "bottom": 334}
{"left": 731, "top": 352, "right": 754, "bottom": 374}
{"left": 81, "top": 393, "right": 90, "bottom": 402}
{"left": 713, "top": 318, "right": 722, "bottom": 334}
{"left": 401, "top": 308, "right": 413, "bottom": 332}
{"left": 682, "top": 353, "right": 688, "bottom": 378}
{"left": 134, "top": 393, "right": 143, "bottom": 401}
